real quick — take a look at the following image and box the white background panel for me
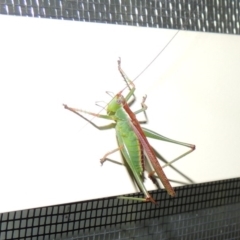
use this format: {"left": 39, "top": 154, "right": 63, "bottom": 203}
{"left": 1, "top": 15, "right": 240, "bottom": 213}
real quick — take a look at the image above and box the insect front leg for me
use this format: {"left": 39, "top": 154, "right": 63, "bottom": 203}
{"left": 118, "top": 59, "right": 149, "bottom": 124}
{"left": 63, "top": 104, "right": 116, "bottom": 130}
{"left": 118, "top": 58, "right": 136, "bottom": 105}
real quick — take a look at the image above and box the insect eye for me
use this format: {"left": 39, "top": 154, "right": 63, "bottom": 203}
{"left": 117, "top": 98, "right": 121, "bottom": 104}
{"left": 117, "top": 96, "right": 124, "bottom": 105}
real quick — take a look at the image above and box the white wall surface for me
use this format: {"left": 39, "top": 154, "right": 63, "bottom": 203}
{"left": 1, "top": 15, "right": 240, "bottom": 213}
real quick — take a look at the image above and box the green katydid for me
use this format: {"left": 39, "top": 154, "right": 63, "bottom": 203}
{"left": 63, "top": 58, "right": 195, "bottom": 204}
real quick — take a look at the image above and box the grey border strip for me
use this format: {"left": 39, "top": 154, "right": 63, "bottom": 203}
{"left": 0, "top": 0, "right": 240, "bottom": 34}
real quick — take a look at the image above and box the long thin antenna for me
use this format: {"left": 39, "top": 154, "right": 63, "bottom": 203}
{"left": 71, "top": 30, "right": 180, "bottom": 132}
{"left": 133, "top": 30, "right": 179, "bottom": 82}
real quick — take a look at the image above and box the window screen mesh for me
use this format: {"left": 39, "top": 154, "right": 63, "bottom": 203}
{"left": 0, "top": 0, "right": 240, "bottom": 34}
{"left": 0, "top": 0, "right": 240, "bottom": 239}
{"left": 1, "top": 179, "right": 240, "bottom": 239}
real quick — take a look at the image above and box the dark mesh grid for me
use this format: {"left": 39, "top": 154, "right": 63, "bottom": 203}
{"left": 1, "top": 0, "right": 240, "bottom": 239}
{"left": 0, "top": 0, "right": 240, "bottom": 34}
{"left": 0, "top": 178, "right": 240, "bottom": 239}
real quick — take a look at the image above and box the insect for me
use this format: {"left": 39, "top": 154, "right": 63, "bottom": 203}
{"left": 63, "top": 55, "right": 195, "bottom": 204}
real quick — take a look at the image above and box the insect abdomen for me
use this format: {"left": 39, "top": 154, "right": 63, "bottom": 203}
{"left": 116, "top": 118, "right": 144, "bottom": 177}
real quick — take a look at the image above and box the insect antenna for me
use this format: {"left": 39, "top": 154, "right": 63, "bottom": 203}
{"left": 106, "top": 91, "right": 115, "bottom": 98}
{"left": 95, "top": 101, "right": 107, "bottom": 110}
{"left": 133, "top": 30, "right": 179, "bottom": 83}
{"left": 120, "top": 30, "right": 180, "bottom": 94}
